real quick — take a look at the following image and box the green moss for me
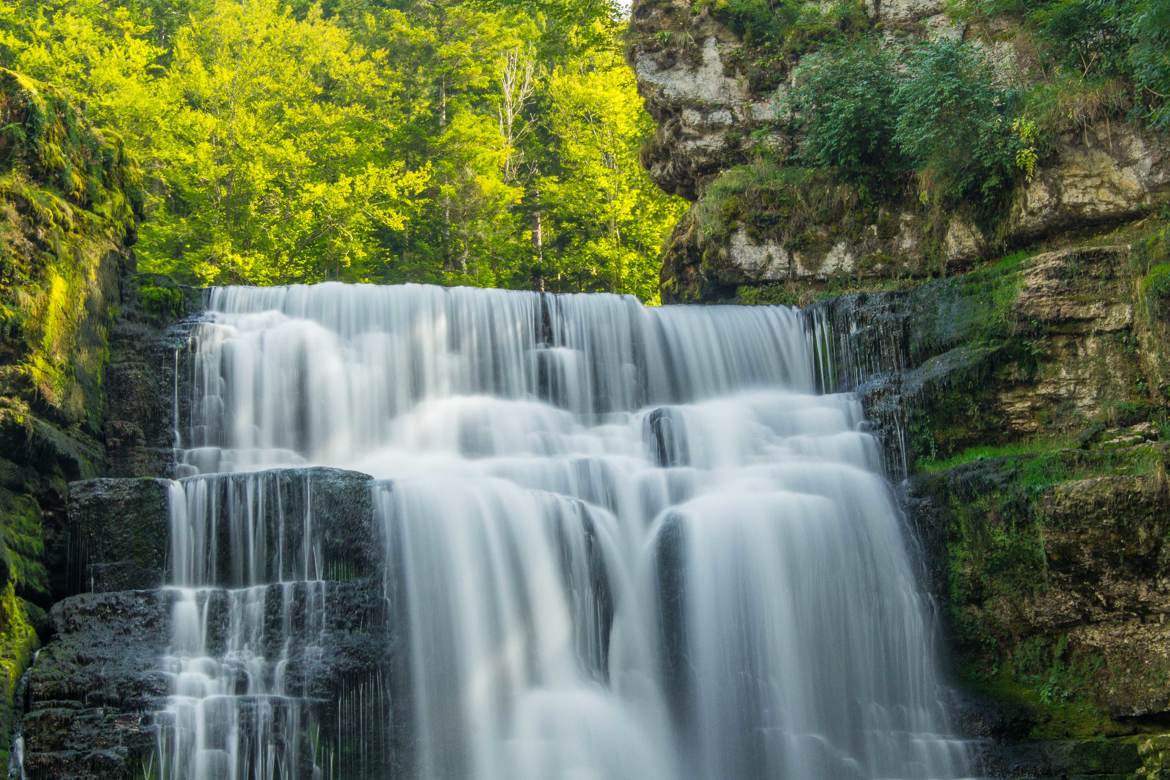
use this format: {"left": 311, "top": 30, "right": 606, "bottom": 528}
{"left": 1142, "top": 264, "right": 1170, "bottom": 319}
{"left": 0, "top": 489, "right": 47, "bottom": 596}
{"left": 938, "top": 443, "right": 1168, "bottom": 739}
{"left": 137, "top": 284, "right": 184, "bottom": 320}
{"left": 920, "top": 436, "right": 1070, "bottom": 473}
{"left": 960, "top": 635, "right": 1116, "bottom": 740}
{"left": 0, "top": 68, "right": 142, "bottom": 426}
{"left": 693, "top": 160, "right": 868, "bottom": 270}
{"left": 0, "top": 581, "right": 39, "bottom": 770}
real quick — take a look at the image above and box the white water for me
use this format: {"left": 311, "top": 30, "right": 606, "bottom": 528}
{"left": 161, "top": 283, "right": 972, "bottom": 779}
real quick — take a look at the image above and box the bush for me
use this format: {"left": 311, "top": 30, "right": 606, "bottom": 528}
{"left": 698, "top": 0, "right": 870, "bottom": 91}
{"left": 786, "top": 41, "right": 905, "bottom": 194}
{"left": 893, "top": 39, "right": 1019, "bottom": 213}
{"left": 692, "top": 161, "right": 858, "bottom": 247}
{"left": 1128, "top": 0, "right": 1170, "bottom": 128}
{"left": 1029, "top": 0, "right": 1130, "bottom": 78}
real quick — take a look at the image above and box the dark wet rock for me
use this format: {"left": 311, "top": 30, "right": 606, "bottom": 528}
{"left": 20, "top": 591, "right": 170, "bottom": 779}
{"left": 68, "top": 478, "right": 172, "bottom": 594}
{"left": 176, "top": 467, "right": 379, "bottom": 585}
{"left": 67, "top": 468, "right": 380, "bottom": 595}
{"left": 104, "top": 275, "right": 204, "bottom": 480}
{"left": 976, "top": 736, "right": 1143, "bottom": 779}
{"left": 20, "top": 580, "right": 395, "bottom": 779}
{"left": 644, "top": 408, "right": 690, "bottom": 467}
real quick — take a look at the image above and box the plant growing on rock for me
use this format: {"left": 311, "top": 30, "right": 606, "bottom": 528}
{"left": 1129, "top": 0, "right": 1170, "bottom": 128}
{"left": 893, "top": 39, "right": 1019, "bottom": 216}
{"left": 786, "top": 41, "right": 906, "bottom": 195}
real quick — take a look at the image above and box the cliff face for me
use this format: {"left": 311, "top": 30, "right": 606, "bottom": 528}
{"left": 630, "top": 1, "right": 1170, "bottom": 775}
{"left": 806, "top": 242, "right": 1170, "bottom": 775}
{"left": 0, "top": 69, "right": 143, "bottom": 765}
{"left": 628, "top": 0, "right": 1170, "bottom": 303}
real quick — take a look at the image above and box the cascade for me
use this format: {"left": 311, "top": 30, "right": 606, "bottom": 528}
{"left": 160, "top": 283, "right": 973, "bottom": 779}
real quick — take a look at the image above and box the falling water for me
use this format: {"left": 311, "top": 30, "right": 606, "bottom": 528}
{"left": 162, "top": 283, "right": 972, "bottom": 779}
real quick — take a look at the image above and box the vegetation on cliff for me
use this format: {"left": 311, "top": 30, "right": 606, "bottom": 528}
{"left": 634, "top": 0, "right": 1170, "bottom": 302}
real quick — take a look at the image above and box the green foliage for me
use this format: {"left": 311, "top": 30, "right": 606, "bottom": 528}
{"left": 893, "top": 39, "right": 1019, "bottom": 214}
{"left": 1141, "top": 263, "right": 1170, "bottom": 319}
{"left": 137, "top": 284, "right": 184, "bottom": 319}
{"left": 703, "top": 0, "right": 867, "bottom": 51}
{"left": 1, "top": 0, "right": 682, "bottom": 298}
{"left": 786, "top": 42, "right": 904, "bottom": 193}
{"left": 694, "top": 0, "right": 869, "bottom": 90}
{"left": 952, "top": 0, "right": 1170, "bottom": 131}
{"left": 693, "top": 160, "right": 859, "bottom": 253}
{"left": 1029, "top": 0, "right": 1130, "bottom": 78}
{"left": 783, "top": 36, "right": 1031, "bottom": 228}
{"left": 1129, "top": 0, "right": 1170, "bottom": 128}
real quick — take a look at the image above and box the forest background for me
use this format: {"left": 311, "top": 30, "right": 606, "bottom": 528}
{"left": 0, "top": 0, "right": 684, "bottom": 301}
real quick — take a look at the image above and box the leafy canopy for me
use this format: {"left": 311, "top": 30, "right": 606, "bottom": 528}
{"left": 0, "top": 0, "right": 684, "bottom": 298}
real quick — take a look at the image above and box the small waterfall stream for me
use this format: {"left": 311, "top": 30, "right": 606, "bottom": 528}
{"left": 159, "top": 283, "right": 972, "bottom": 779}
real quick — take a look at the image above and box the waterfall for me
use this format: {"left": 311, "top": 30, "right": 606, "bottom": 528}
{"left": 161, "top": 283, "right": 972, "bottom": 779}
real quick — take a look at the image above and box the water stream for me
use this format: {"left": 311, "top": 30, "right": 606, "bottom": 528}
{"left": 158, "top": 283, "right": 972, "bottom": 779}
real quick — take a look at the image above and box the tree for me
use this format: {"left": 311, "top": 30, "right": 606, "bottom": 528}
{"left": 140, "top": 0, "right": 427, "bottom": 284}
{"left": 0, "top": 0, "right": 685, "bottom": 298}
{"left": 541, "top": 48, "right": 685, "bottom": 301}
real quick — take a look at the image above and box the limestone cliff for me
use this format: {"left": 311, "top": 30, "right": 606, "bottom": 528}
{"left": 628, "top": 0, "right": 1170, "bottom": 303}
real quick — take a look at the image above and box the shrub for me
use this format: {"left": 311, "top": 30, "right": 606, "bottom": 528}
{"left": 786, "top": 41, "right": 905, "bottom": 194}
{"left": 893, "top": 39, "right": 1019, "bottom": 213}
{"left": 697, "top": 0, "right": 870, "bottom": 90}
{"left": 1128, "top": 0, "right": 1170, "bottom": 128}
{"left": 692, "top": 161, "right": 858, "bottom": 247}
{"left": 1029, "top": 0, "right": 1130, "bottom": 78}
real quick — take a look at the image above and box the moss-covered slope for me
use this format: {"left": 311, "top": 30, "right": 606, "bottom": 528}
{"left": 0, "top": 68, "right": 141, "bottom": 765}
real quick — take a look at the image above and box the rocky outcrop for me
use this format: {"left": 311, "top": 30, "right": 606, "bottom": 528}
{"left": 103, "top": 276, "right": 203, "bottom": 480}
{"left": 810, "top": 245, "right": 1148, "bottom": 472}
{"left": 0, "top": 70, "right": 143, "bottom": 767}
{"left": 629, "top": 2, "right": 761, "bottom": 200}
{"left": 20, "top": 467, "right": 394, "bottom": 779}
{"left": 803, "top": 241, "right": 1170, "bottom": 775}
{"left": 628, "top": 2, "right": 1170, "bottom": 302}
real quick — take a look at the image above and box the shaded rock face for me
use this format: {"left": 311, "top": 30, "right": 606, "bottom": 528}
{"left": 811, "top": 245, "right": 1147, "bottom": 474}
{"left": 103, "top": 277, "right": 203, "bottom": 480}
{"left": 68, "top": 478, "right": 172, "bottom": 593}
{"left": 20, "top": 468, "right": 394, "bottom": 780}
{"left": 20, "top": 580, "right": 393, "bottom": 779}
{"left": 66, "top": 468, "right": 378, "bottom": 595}
{"left": 628, "top": 1, "right": 1170, "bottom": 302}
{"left": 804, "top": 241, "right": 1170, "bottom": 775}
